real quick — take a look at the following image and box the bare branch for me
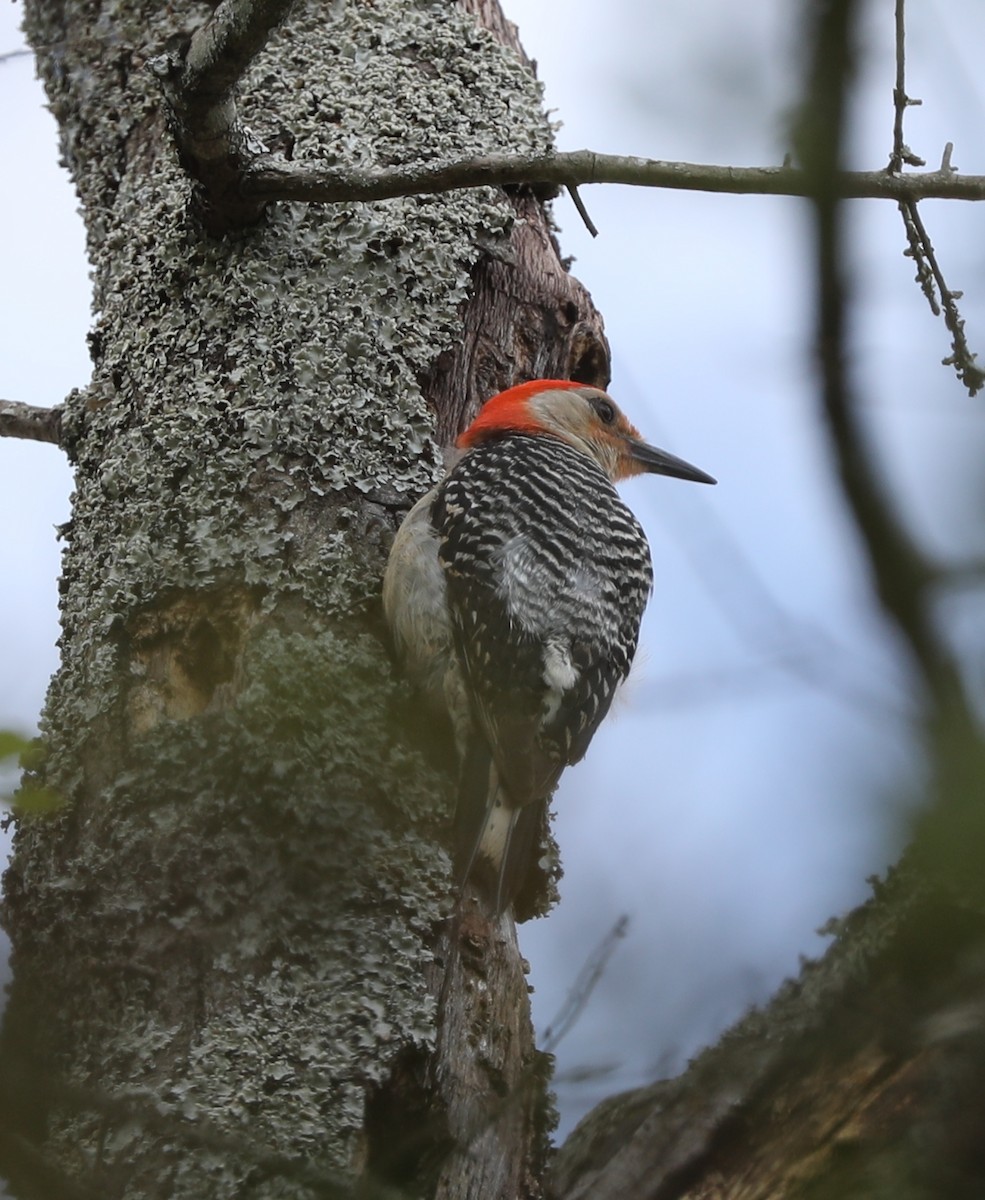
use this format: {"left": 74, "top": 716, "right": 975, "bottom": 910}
{"left": 901, "top": 200, "right": 985, "bottom": 394}
{"left": 887, "top": 0, "right": 983, "bottom": 394}
{"left": 240, "top": 149, "right": 985, "bottom": 207}
{"left": 899, "top": 200, "right": 941, "bottom": 315}
{"left": 889, "top": 0, "right": 924, "bottom": 173}
{"left": 0, "top": 400, "right": 63, "bottom": 447}
{"left": 150, "top": 4, "right": 985, "bottom": 241}
{"left": 181, "top": 0, "right": 296, "bottom": 99}
{"left": 150, "top": 0, "right": 298, "bottom": 232}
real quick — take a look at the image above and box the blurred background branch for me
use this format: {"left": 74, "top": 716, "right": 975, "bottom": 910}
{"left": 798, "top": 0, "right": 974, "bottom": 722}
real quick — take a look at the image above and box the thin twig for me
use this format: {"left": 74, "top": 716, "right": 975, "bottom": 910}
{"left": 241, "top": 150, "right": 985, "bottom": 207}
{"left": 899, "top": 201, "right": 939, "bottom": 314}
{"left": 0, "top": 399, "right": 63, "bottom": 446}
{"left": 902, "top": 201, "right": 985, "bottom": 394}
{"left": 887, "top": 0, "right": 982, "bottom": 395}
{"left": 566, "top": 183, "right": 599, "bottom": 238}
{"left": 888, "top": 0, "right": 924, "bottom": 174}
{"left": 542, "top": 916, "right": 629, "bottom": 1053}
{"left": 890, "top": 0, "right": 906, "bottom": 173}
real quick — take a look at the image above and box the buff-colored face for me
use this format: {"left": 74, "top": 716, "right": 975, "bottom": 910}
{"left": 527, "top": 386, "right": 645, "bottom": 481}
{"left": 528, "top": 386, "right": 715, "bottom": 486}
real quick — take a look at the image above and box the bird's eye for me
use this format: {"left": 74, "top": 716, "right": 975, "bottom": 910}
{"left": 593, "top": 398, "right": 617, "bottom": 425}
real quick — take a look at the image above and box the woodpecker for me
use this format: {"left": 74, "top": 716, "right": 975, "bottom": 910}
{"left": 383, "top": 380, "right": 715, "bottom": 916}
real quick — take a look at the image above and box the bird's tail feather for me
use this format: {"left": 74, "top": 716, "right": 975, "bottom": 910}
{"left": 453, "top": 737, "right": 498, "bottom": 891}
{"left": 492, "top": 802, "right": 541, "bottom": 916}
{"left": 454, "top": 739, "right": 542, "bottom": 915}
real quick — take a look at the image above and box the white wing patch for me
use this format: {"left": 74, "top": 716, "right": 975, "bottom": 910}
{"left": 479, "top": 786, "right": 515, "bottom": 866}
{"left": 541, "top": 639, "right": 578, "bottom": 721}
{"left": 542, "top": 640, "right": 577, "bottom": 692}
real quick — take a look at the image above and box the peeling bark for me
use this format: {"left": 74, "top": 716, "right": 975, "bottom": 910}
{"left": 423, "top": 186, "right": 609, "bottom": 449}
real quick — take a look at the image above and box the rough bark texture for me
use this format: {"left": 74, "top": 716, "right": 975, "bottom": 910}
{"left": 423, "top": 187, "right": 610, "bottom": 448}
{"left": 0, "top": 1, "right": 607, "bottom": 1197}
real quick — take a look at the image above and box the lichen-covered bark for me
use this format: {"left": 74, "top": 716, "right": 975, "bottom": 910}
{"left": 0, "top": 2, "right": 606, "bottom": 1196}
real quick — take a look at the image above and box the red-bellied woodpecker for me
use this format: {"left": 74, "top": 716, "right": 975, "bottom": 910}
{"left": 383, "top": 380, "right": 716, "bottom": 916}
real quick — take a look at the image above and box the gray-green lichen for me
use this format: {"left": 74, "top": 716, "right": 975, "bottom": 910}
{"left": 6, "top": 0, "right": 555, "bottom": 1191}
{"left": 35, "top": 0, "right": 553, "bottom": 734}
{"left": 9, "top": 626, "right": 452, "bottom": 1186}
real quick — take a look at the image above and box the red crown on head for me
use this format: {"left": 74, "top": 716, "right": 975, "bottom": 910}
{"left": 457, "top": 380, "right": 585, "bottom": 449}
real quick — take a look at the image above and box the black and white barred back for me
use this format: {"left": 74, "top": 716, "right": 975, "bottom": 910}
{"left": 432, "top": 432, "right": 654, "bottom": 813}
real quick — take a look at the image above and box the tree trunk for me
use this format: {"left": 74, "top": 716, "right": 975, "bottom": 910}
{"left": 0, "top": 2, "right": 608, "bottom": 1197}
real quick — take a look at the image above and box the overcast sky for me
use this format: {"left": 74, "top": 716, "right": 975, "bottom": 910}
{"left": 2, "top": 0, "right": 984, "bottom": 1141}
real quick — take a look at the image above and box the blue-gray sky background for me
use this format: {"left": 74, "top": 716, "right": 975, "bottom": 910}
{"left": 2, "top": 0, "right": 984, "bottom": 1141}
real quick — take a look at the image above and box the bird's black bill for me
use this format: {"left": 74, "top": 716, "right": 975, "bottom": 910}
{"left": 631, "top": 441, "right": 717, "bottom": 485}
